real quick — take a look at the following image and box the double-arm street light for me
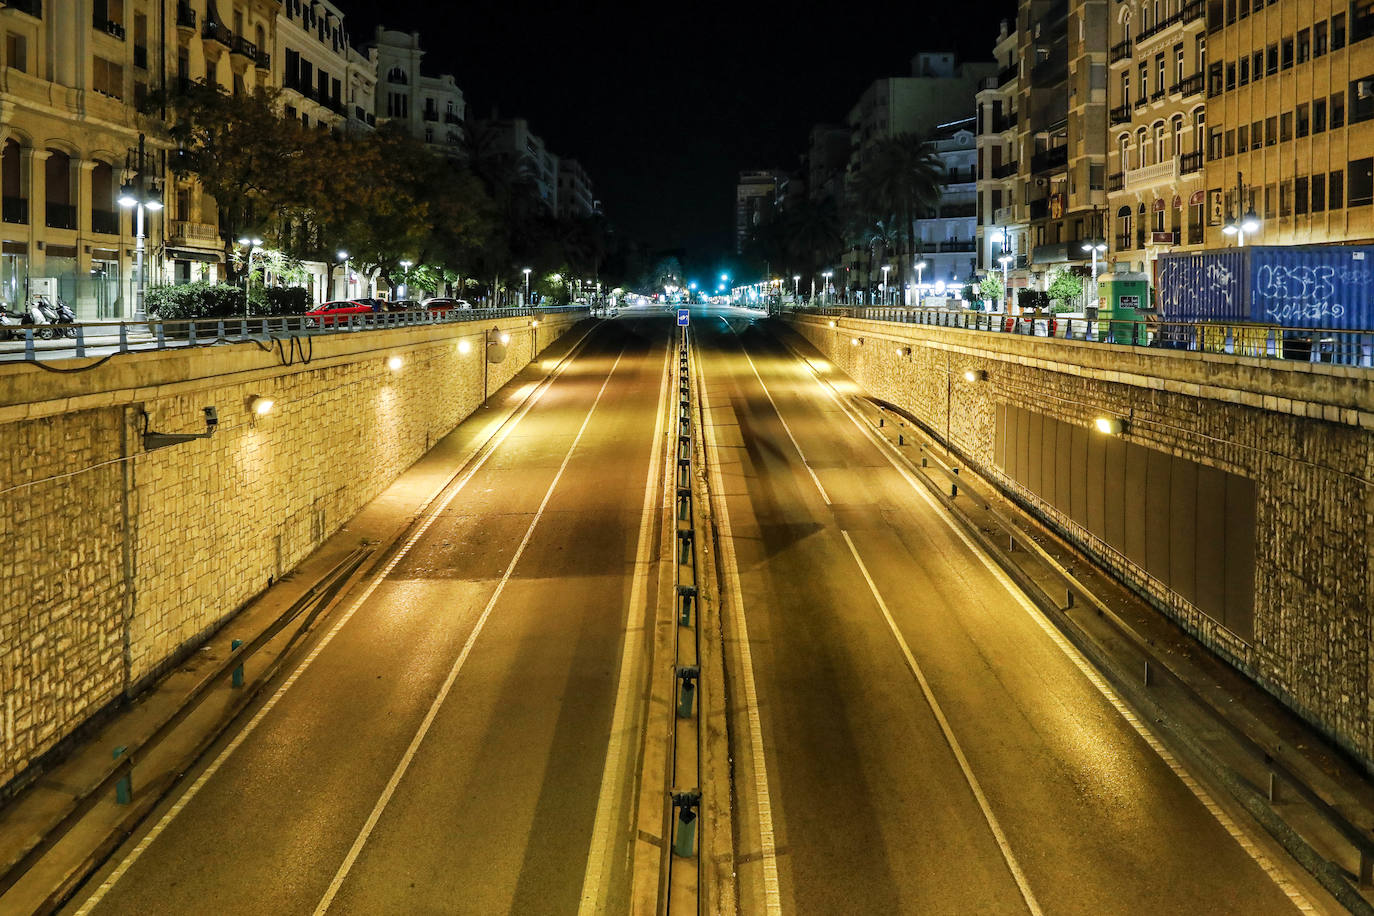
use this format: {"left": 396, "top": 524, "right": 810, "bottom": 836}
{"left": 522, "top": 267, "right": 532, "bottom": 306}
{"left": 914, "top": 260, "right": 927, "bottom": 304}
{"left": 336, "top": 250, "right": 352, "bottom": 299}
{"left": 238, "top": 237, "right": 263, "bottom": 308}
{"left": 822, "top": 270, "right": 833, "bottom": 304}
{"left": 117, "top": 133, "right": 162, "bottom": 318}
{"left": 398, "top": 259, "right": 413, "bottom": 300}
{"left": 1221, "top": 172, "right": 1261, "bottom": 246}
{"left": 881, "top": 264, "right": 891, "bottom": 306}
{"left": 1081, "top": 240, "right": 1108, "bottom": 310}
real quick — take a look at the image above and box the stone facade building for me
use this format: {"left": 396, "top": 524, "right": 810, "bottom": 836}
{"left": 976, "top": 22, "right": 1028, "bottom": 295}
{"left": 368, "top": 28, "right": 463, "bottom": 154}
{"left": 916, "top": 118, "right": 980, "bottom": 291}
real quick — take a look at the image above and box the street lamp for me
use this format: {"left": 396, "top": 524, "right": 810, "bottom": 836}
{"left": 398, "top": 259, "right": 413, "bottom": 300}
{"left": 237, "top": 237, "right": 263, "bottom": 305}
{"left": 1081, "top": 240, "right": 1108, "bottom": 311}
{"left": 117, "top": 133, "right": 162, "bottom": 319}
{"left": 822, "top": 270, "right": 833, "bottom": 304}
{"left": 914, "top": 260, "right": 927, "bottom": 305}
{"left": 1221, "top": 171, "right": 1261, "bottom": 246}
{"left": 522, "top": 267, "right": 532, "bottom": 306}
{"left": 336, "top": 250, "right": 351, "bottom": 299}
{"left": 997, "top": 255, "right": 1013, "bottom": 312}
{"left": 881, "top": 264, "right": 891, "bottom": 306}
{"left": 792, "top": 274, "right": 800, "bottom": 303}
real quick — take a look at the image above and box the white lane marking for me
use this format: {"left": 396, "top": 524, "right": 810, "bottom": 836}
{"left": 729, "top": 332, "right": 831, "bottom": 505}
{"left": 74, "top": 335, "right": 608, "bottom": 915}
{"left": 695, "top": 341, "right": 783, "bottom": 916}
{"left": 577, "top": 339, "right": 672, "bottom": 913}
{"left": 840, "top": 530, "right": 1044, "bottom": 915}
{"left": 805, "top": 360, "right": 1316, "bottom": 913}
{"left": 313, "top": 346, "right": 628, "bottom": 914}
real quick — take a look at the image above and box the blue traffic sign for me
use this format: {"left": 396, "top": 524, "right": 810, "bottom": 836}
{"left": 677, "top": 309, "right": 690, "bottom": 326}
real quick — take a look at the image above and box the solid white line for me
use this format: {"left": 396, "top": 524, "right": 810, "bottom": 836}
{"left": 74, "top": 334, "right": 604, "bottom": 915}
{"left": 577, "top": 339, "right": 672, "bottom": 913}
{"left": 695, "top": 342, "right": 783, "bottom": 916}
{"left": 313, "top": 346, "right": 627, "bottom": 914}
{"left": 730, "top": 332, "right": 831, "bottom": 505}
{"left": 840, "top": 530, "right": 1044, "bottom": 915}
{"left": 806, "top": 359, "right": 1315, "bottom": 914}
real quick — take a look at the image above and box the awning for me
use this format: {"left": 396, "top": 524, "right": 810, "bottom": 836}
{"left": 165, "top": 247, "right": 222, "bottom": 263}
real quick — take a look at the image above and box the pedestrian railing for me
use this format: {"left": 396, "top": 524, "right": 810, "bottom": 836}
{"left": 798, "top": 305, "right": 1374, "bottom": 369}
{"left": 0, "top": 306, "right": 586, "bottom": 363}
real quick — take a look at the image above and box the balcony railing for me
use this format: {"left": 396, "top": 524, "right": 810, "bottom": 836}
{"left": 202, "top": 20, "right": 232, "bottom": 47}
{"left": 94, "top": 17, "right": 126, "bottom": 38}
{"left": 1110, "top": 38, "right": 1133, "bottom": 63}
{"left": 938, "top": 239, "right": 977, "bottom": 252}
{"left": 998, "top": 63, "right": 1018, "bottom": 86}
{"left": 175, "top": 3, "right": 196, "bottom": 28}
{"left": 423, "top": 110, "right": 439, "bottom": 122}
{"left": 1030, "top": 145, "right": 1068, "bottom": 173}
{"left": 1108, "top": 171, "right": 1125, "bottom": 191}
{"left": 444, "top": 112, "right": 462, "bottom": 125}
{"left": 942, "top": 168, "right": 977, "bottom": 184}
{"left": 1029, "top": 197, "right": 1050, "bottom": 219}
{"left": 45, "top": 203, "right": 76, "bottom": 230}
{"left": 91, "top": 209, "right": 120, "bottom": 235}
{"left": 1180, "top": 0, "right": 1205, "bottom": 23}
{"left": 8, "top": 0, "right": 41, "bottom": 17}
{"left": 2, "top": 196, "right": 28, "bottom": 224}
{"left": 937, "top": 204, "right": 978, "bottom": 218}
{"left": 1150, "top": 229, "right": 1181, "bottom": 245}
{"left": 991, "top": 160, "right": 1018, "bottom": 179}
{"left": 1179, "top": 150, "right": 1203, "bottom": 174}
{"left": 256, "top": 51, "right": 271, "bottom": 70}
{"left": 1135, "top": 96, "right": 1149, "bottom": 109}
{"left": 1031, "top": 59, "right": 1068, "bottom": 86}
{"left": 1110, "top": 104, "right": 1132, "bottom": 124}
{"left": 167, "top": 220, "right": 219, "bottom": 244}
{"left": 1175, "top": 72, "right": 1204, "bottom": 97}
{"left": 1123, "top": 157, "right": 1179, "bottom": 190}
{"left": 992, "top": 112, "right": 1018, "bottom": 132}
{"left": 231, "top": 35, "right": 257, "bottom": 59}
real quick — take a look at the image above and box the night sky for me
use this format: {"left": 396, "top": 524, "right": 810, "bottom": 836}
{"left": 346, "top": 0, "right": 1017, "bottom": 267}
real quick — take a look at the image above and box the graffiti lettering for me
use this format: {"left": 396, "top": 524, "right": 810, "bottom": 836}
{"left": 1262, "top": 301, "right": 1346, "bottom": 322}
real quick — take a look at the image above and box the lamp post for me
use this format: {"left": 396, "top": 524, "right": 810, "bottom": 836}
{"left": 822, "top": 270, "right": 833, "bottom": 304}
{"left": 397, "top": 259, "right": 413, "bottom": 301}
{"left": 914, "top": 260, "right": 927, "bottom": 306}
{"left": 881, "top": 264, "right": 891, "bottom": 306}
{"left": 237, "top": 237, "right": 263, "bottom": 308}
{"left": 1221, "top": 171, "right": 1261, "bottom": 246}
{"left": 336, "top": 250, "right": 351, "bottom": 299}
{"left": 792, "top": 274, "right": 800, "bottom": 304}
{"left": 1081, "top": 240, "right": 1108, "bottom": 311}
{"left": 998, "top": 255, "right": 1012, "bottom": 312}
{"left": 117, "top": 133, "right": 163, "bottom": 319}
{"left": 522, "top": 267, "right": 532, "bottom": 306}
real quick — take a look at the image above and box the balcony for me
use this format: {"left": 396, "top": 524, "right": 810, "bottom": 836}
{"left": 1029, "top": 197, "right": 1050, "bottom": 219}
{"left": 1180, "top": 0, "right": 1205, "bottom": 23}
{"left": 9, "top": 0, "right": 41, "bottom": 18}
{"left": 992, "top": 112, "right": 1018, "bottom": 132}
{"left": 94, "top": 17, "right": 126, "bottom": 39}
{"left": 167, "top": 220, "right": 219, "bottom": 245}
{"left": 2, "top": 196, "right": 28, "bottom": 224}
{"left": 1179, "top": 150, "right": 1203, "bottom": 174}
{"left": 1030, "top": 145, "right": 1068, "bottom": 173}
{"left": 175, "top": 3, "right": 196, "bottom": 29}
{"left": 444, "top": 111, "right": 462, "bottom": 125}
{"left": 45, "top": 203, "right": 76, "bottom": 230}
{"left": 993, "top": 205, "right": 1017, "bottom": 224}
{"left": 1031, "top": 59, "right": 1068, "bottom": 86}
{"left": 1134, "top": 96, "right": 1149, "bottom": 109}
{"left": 1031, "top": 238, "right": 1093, "bottom": 263}
{"left": 1109, "top": 104, "right": 1131, "bottom": 124}
{"left": 937, "top": 204, "right": 977, "bottom": 219}
{"left": 997, "top": 63, "right": 1018, "bottom": 86}
{"left": 202, "top": 20, "right": 232, "bottom": 48}
{"left": 942, "top": 168, "right": 977, "bottom": 185}
{"left": 991, "top": 160, "right": 1018, "bottom": 179}
{"left": 91, "top": 209, "right": 120, "bottom": 235}
{"left": 231, "top": 35, "right": 257, "bottom": 59}
{"left": 423, "top": 110, "right": 439, "bottom": 122}
{"left": 1123, "top": 157, "right": 1179, "bottom": 190}
{"left": 1150, "top": 88, "right": 1166, "bottom": 101}
{"left": 1110, "top": 39, "right": 1133, "bottom": 63}
{"left": 938, "top": 239, "right": 977, "bottom": 252}
{"left": 1174, "top": 72, "right": 1204, "bottom": 97}
{"left": 1107, "top": 171, "right": 1125, "bottom": 191}
{"left": 256, "top": 51, "right": 270, "bottom": 70}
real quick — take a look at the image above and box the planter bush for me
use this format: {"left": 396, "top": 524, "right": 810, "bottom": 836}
{"left": 146, "top": 282, "right": 245, "bottom": 320}
{"left": 254, "top": 286, "right": 312, "bottom": 316}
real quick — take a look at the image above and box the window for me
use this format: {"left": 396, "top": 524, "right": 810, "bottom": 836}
{"left": 1121, "top": 71, "right": 1130, "bottom": 105}
{"left": 1333, "top": 90, "right": 1346, "bottom": 128}
{"left": 1295, "top": 176, "right": 1309, "bottom": 214}
{"left": 1140, "top": 62, "right": 1150, "bottom": 98}
{"left": 1208, "top": 62, "right": 1224, "bottom": 95}
{"left": 5, "top": 33, "right": 26, "bottom": 73}
{"left": 1226, "top": 62, "right": 1236, "bottom": 89}
{"left": 1264, "top": 184, "right": 1275, "bottom": 218}
{"left": 1297, "top": 102, "right": 1310, "bottom": 137}
{"left": 1252, "top": 50, "right": 1263, "bottom": 80}
{"left": 1350, "top": 157, "right": 1373, "bottom": 205}
{"left": 1313, "top": 173, "right": 1326, "bottom": 211}
{"left": 1194, "top": 108, "right": 1205, "bottom": 152}
{"left": 1175, "top": 44, "right": 1185, "bottom": 84}
{"left": 1196, "top": 34, "right": 1207, "bottom": 72}
{"left": 1238, "top": 124, "right": 1249, "bottom": 151}
{"left": 1119, "top": 133, "right": 1131, "bottom": 169}
{"left": 1225, "top": 128, "right": 1235, "bottom": 155}
{"left": 1352, "top": 77, "right": 1374, "bottom": 122}
{"left": 1280, "top": 111, "right": 1292, "bottom": 140}
{"left": 1334, "top": 12, "right": 1346, "bottom": 50}
{"left": 1265, "top": 116, "right": 1277, "bottom": 145}
{"left": 1138, "top": 126, "right": 1150, "bottom": 164}
{"left": 1331, "top": 169, "right": 1344, "bottom": 208}
{"left": 1315, "top": 97, "right": 1327, "bottom": 131}
{"left": 1208, "top": 126, "right": 1224, "bottom": 159}
{"left": 1172, "top": 114, "right": 1184, "bottom": 154}
{"left": 1282, "top": 37, "right": 1294, "bottom": 69}
{"left": 1157, "top": 54, "right": 1166, "bottom": 94}
{"left": 1316, "top": 20, "right": 1328, "bottom": 55}
{"left": 1239, "top": 56, "right": 1249, "bottom": 84}
{"left": 1297, "top": 28, "right": 1310, "bottom": 62}
{"left": 1157, "top": 122, "right": 1168, "bottom": 160}
{"left": 92, "top": 57, "right": 123, "bottom": 98}
{"left": 1252, "top": 119, "right": 1262, "bottom": 143}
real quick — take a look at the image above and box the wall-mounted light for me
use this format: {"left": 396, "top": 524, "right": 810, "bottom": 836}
{"left": 828, "top": 320, "right": 837, "bottom": 328}
{"left": 247, "top": 395, "right": 274, "bottom": 416}
{"left": 895, "top": 346, "right": 912, "bottom": 357}
{"left": 1094, "top": 416, "right": 1124, "bottom": 435}
{"left": 850, "top": 337, "right": 862, "bottom": 347}
{"left": 530, "top": 319, "right": 540, "bottom": 327}
{"left": 388, "top": 355, "right": 403, "bottom": 371}
{"left": 499, "top": 332, "right": 511, "bottom": 345}
{"left": 458, "top": 339, "right": 472, "bottom": 354}
{"left": 963, "top": 369, "right": 987, "bottom": 383}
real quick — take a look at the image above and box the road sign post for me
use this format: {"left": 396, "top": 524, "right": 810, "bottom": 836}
{"left": 677, "top": 308, "right": 689, "bottom": 327}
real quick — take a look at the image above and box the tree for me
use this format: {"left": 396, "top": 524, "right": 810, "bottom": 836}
{"left": 1047, "top": 268, "right": 1084, "bottom": 311}
{"left": 852, "top": 134, "right": 942, "bottom": 296}
{"left": 978, "top": 275, "right": 1004, "bottom": 309}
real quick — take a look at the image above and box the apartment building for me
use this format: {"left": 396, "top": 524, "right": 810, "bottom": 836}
{"left": 917, "top": 118, "right": 980, "bottom": 288}
{"left": 369, "top": 28, "right": 463, "bottom": 154}
{"left": 976, "top": 22, "right": 1027, "bottom": 285}
{"left": 1017, "top": 0, "right": 1110, "bottom": 277}
{"left": 1106, "top": 0, "right": 1208, "bottom": 273}
{"left": 557, "top": 158, "right": 596, "bottom": 219}
{"left": 1201, "top": 0, "right": 1374, "bottom": 246}
{"left": 276, "top": 0, "right": 350, "bottom": 131}
{"left": 478, "top": 117, "right": 559, "bottom": 213}
{"left": 807, "top": 124, "right": 850, "bottom": 203}
{"left": 735, "top": 170, "right": 782, "bottom": 254}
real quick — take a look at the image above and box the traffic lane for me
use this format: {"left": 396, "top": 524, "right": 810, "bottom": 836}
{"left": 72, "top": 323, "right": 640, "bottom": 916}
{"left": 696, "top": 333, "right": 1031, "bottom": 914}
{"left": 735, "top": 325, "right": 1303, "bottom": 913}
{"left": 321, "top": 326, "right": 672, "bottom": 914}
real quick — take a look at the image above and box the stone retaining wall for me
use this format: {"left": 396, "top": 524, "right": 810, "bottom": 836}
{"left": 0, "top": 313, "right": 586, "bottom": 789}
{"left": 787, "top": 314, "right": 1374, "bottom": 767}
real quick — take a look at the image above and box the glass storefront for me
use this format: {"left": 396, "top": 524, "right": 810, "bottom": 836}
{"left": 1, "top": 242, "right": 27, "bottom": 314}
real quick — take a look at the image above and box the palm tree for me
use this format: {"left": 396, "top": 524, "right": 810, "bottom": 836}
{"left": 853, "top": 134, "right": 942, "bottom": 299}
{"left": 779, "top": 197, "right": 842, "bottom": 275}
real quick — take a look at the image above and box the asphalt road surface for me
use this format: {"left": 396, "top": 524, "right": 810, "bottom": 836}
{"left": 693, "top": 315, "right": 1314, "bottom": 915}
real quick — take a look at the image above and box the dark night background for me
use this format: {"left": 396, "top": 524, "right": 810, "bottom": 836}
{"left": 345, "top": 0, "right": 1017, "bottom": 271}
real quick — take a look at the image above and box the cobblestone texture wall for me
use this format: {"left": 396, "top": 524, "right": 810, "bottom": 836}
{"left": 0, "top": 314, "right": 585, "bottom": 788}
{"left": 789, "top": 315, "right": 1374, "bottom": 766}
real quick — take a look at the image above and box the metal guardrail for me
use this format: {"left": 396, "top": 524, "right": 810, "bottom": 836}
{"left": 800, "top": 305, "right": 1374, "bottom": 368}
{"left": 0, "top": 306, "right": 585, "bottom": 363}
{"left": 666, "top": 326, "right": 703, "bottom": 908}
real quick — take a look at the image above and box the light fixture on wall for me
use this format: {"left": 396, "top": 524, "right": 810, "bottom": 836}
{"left": 963, "top": 369, "right": 987, "bottom": 383}
{"left": 530, "top": 319, "right": 539, "bottom": 327}
{"left": 1093, "top": 416, "right": 1124, "bottom": 435}
{"left": 388, "top": 355, "right": 403, "bottom": 371}
{"left": 895, "top": 346, "right": 912, "bottom": 357}
{"left": 828, "top": 320, "right": 837, "bottom": 328}
{"left": 458, "top": 338, "right": 472, "bottom": 354}
{"left": 247, "top": 395, "right": 274, "bottom": 416}
{"left": 850, "top": 337, "right": 862, "bottom": 347}
{"left": 141, "top": 406, "right": 217, "bottom": 451}
{"left": 499, "top": 332, "right": 511, "bottom": 345}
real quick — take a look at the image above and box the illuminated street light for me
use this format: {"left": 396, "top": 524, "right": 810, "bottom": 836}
{"left": 522, "top": 267, "right": 532, "bottom": 306}
{"left": 914, "top": 260, "right": 927, "bottom": 303}
{"left": 881, "top": 265, "right": 891, "bottom": 306}
{"left": 1094, "top": 416, "right": 1124, "bottom": 435}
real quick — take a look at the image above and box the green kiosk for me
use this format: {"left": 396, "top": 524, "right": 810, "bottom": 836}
{"left": 1097, "top": 271, "right": 1151, "bottom": 344}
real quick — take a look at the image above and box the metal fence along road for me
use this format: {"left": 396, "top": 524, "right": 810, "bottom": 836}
{"left": 0, "top": 306, "right": 584, "bottom": 364}
{"left": 800, "top": 305, "right": 1374, "bottom": 368}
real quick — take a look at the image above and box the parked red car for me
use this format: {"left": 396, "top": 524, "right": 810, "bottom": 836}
{"left": 305, "top": 299, "right": 378, "bottom": 327}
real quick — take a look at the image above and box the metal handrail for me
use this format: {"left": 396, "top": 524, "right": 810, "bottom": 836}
{"left": 795, "top": 305, "right": 1374, "bottom": 368}
{"left": 0, "top": 306, "right": 588, "bottom": 363}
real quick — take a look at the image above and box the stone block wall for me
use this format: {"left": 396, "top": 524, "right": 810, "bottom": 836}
{"left": 0, "top": 313, "right": 586, "bottom": 789}
{"left": 788, "top": 315, "right": 1374, "bottom": 767}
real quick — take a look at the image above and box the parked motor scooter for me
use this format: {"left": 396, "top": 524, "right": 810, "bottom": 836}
{"left": 0, "top": 307, "right": 22, "bottom": 341}
{"left": 27, "top": 295, "right": 76, "bottom": 339}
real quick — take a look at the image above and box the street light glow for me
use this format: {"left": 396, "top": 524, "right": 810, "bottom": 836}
{"left": 1094, "top": 416, "right": 1124, "bottom": 435}
{"left": 388, "top": 356, "right": 403, "bottom": 371}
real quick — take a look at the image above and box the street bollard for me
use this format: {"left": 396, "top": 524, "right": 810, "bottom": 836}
{"left": 112, "top": 746, "right": 132, "bottom": 805}
{"left": 231, "top": 638, "right": 244, "bottom": 688}
{"left": 878, "top": 416, "right": 884, "bottom": 427}
{"left": 671, "top": 792, "right": 701, "bottom": 858}
{"left": 1008, "top": 534, "right": 1015, "bottom": 551}
{"left": 677, "top": 585, "right": 697, "bottom": 626}
{"left": 1065, "top": 589, "right": 1075, "bottom": 609}
{"left": 898, "top": 434, "right": 905, "bottom": 446}
{"left": 678, "top": 529, "right": 694, "bottom": 566}
{"left": 950, "top": 482, "right": 958, "bottom": 497}
{"left": 1144, "top": 660, "right": 1152, "bottom": 686}
{"left": 676, "top": 667, "right": 699, "bottom": 718}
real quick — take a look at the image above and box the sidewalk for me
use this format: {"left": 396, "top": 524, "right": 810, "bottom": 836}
{"left": 0, "top": 319, "right": 599, "bottom": 914}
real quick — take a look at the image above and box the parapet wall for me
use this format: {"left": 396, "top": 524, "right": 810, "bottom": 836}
{"left": 786, "top": 314, "right": 1374, "bottom": 767}
{"left": 0, "top": 313, "right": 586, "bottom": 789}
